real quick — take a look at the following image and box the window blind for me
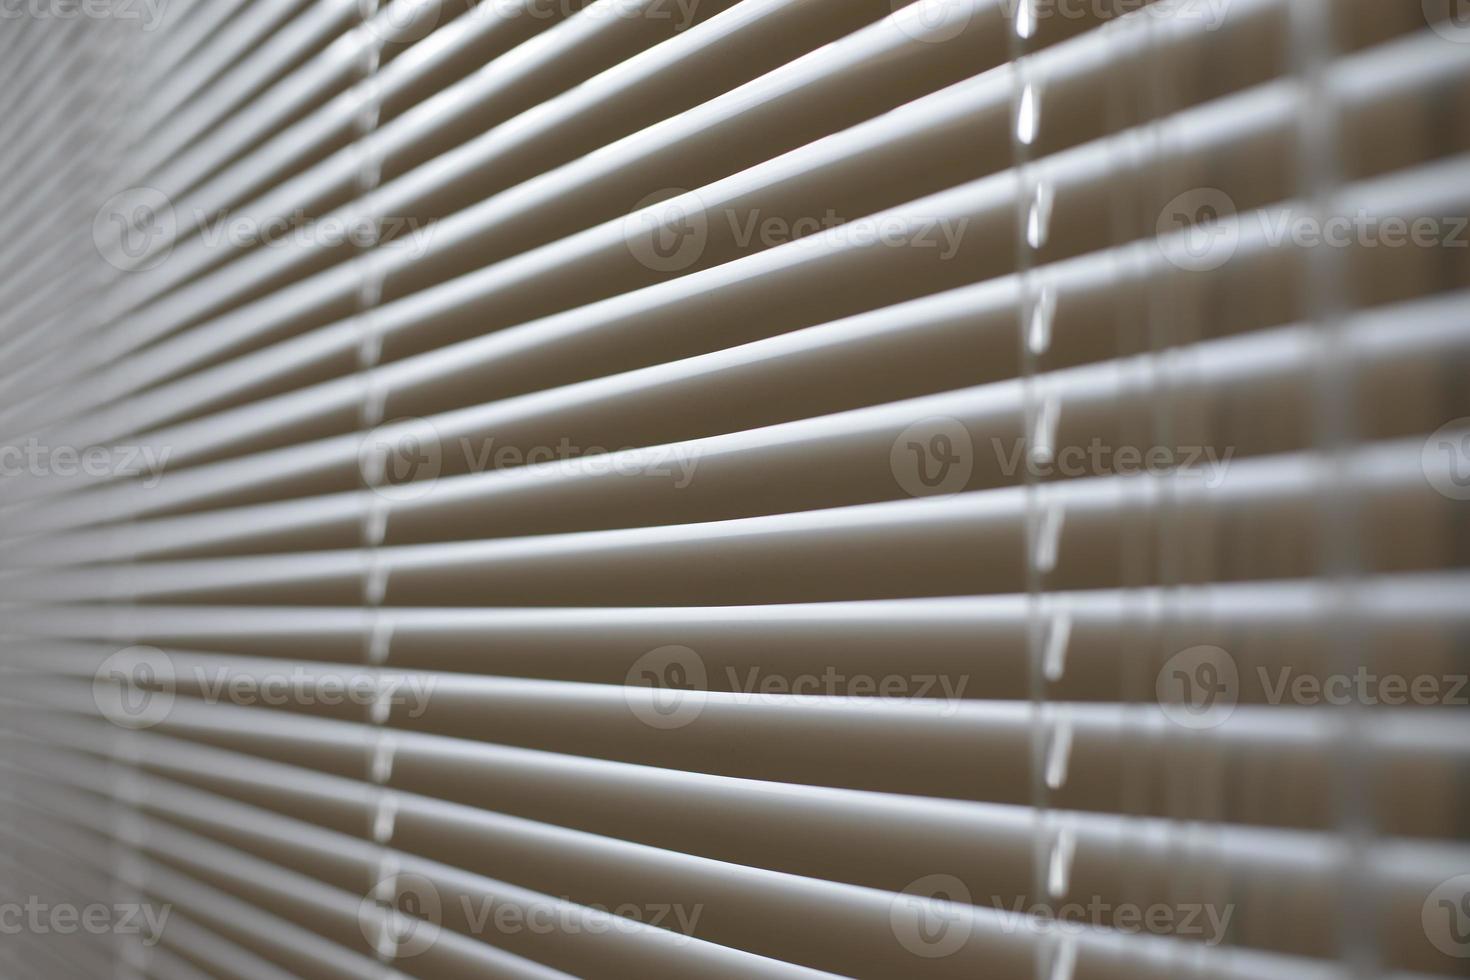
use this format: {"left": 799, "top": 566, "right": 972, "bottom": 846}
{"left": 1, "top": 0, "right": 1467, "bottom": 978}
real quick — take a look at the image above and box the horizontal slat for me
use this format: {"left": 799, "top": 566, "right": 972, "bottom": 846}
{"left": 5, "top": 131, "right": 1467, "bottom": 532}
{"left": 0, "top": 0, "right": 962, "bottom": 417}
{"left": 2, "top": 282, "right": 1463, "bottom": 564}
{"left": 6, "top": 749, "right": 1466, "bottom": 979}
{"left": 143, "top": 914, "right": 304, "bottom": 980}
{"left": 5, "top": 715, "right": 1469, "bottom": 971}
{"left": 11, "top": 0, "right": 1452, "bottom": 440}
{"left": 0, "top": 435, "right": 1462, "bottom": 605}
{"left": 5, "top": 670, "right": 1466, "bottom": 836}
{"left": 113, "top": 0, "right": 749, "bottom": 292}
{"left": 1, "top": 834, "right": 219, "bottom": 980}
{"left": 5, "top": 579, "right": 1468, "bottom": 711}
{"left": 125, "top": 0, "right": 315, "bottom": 146}
{"left": 4, "top": 5, "right": 1466, "bottom": 980}
{"left": 0, "top": 805, "right": 418, "bottom": 980}
{"left": 2, "top": 775, "right": 844, "bottom": 980}
{"left": 3, "top": 575, "right": 1468, "bottom": 711}
{"left": 6, "top": 0, "right": 1350, "bottom": 448}
{"left": 123, "top": 0, "right": 363, "bottom": 187}
{"left": 0, "top": 832, "right": 282, "bottom": 980}
{"left": 0, "top": 0, "right": 694, "bottom": 381}
{"left": 0, "top": 850, "right": 125, "bottom": 978}
{"left": 133, "top": 0, "right": 254, "bottom": 95}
